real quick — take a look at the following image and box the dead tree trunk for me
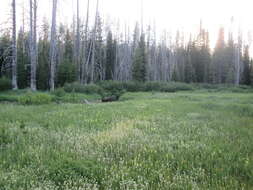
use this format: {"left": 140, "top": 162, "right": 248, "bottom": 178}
{"left": 12, "top": 0, "right": 18, "bottom": 90}
{"left": 234, "top": 45, "right": 240, "bottom": 85}
{"left": 76, "top": 0, "right": 81, "bottom": 81}
{"left": 91, "top": 0, "right": 99, "bottom": 83}
{"left": 29, "top": 0, "right": 36, "bottom": 91}
{"left": 50, "top": 0, "right": 57, "bottom": 91}
{"left": 34, "top": 0, "right": 37, "bottom": 69}
{"left": 81, "top": 0, "right": 90, "bottom": 84}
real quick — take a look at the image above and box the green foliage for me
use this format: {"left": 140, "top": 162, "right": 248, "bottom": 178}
{"left": 64, "top": 82, "right": 102, "bottom": 94}
{"left": 105, "top": 31, "right": 116, "bottom": 80}
{"left": 123, "top": 81, "right": 194, "bottom": 93}
{"left": 0, "top": 126, "right": 12, "bottom": 146}
{"left": 98, "top": 80, "right": 125, "bottom": 100}
{"left": 18, "top": 92, "right": 53, "bottom": 105}
{"left": 57, "top": 60, "right": 77, "bottom": 87}
{"left": 45, "top": 154, "right": 104, "bottom": 185}
{"left": 123, "top": 81, "right": 145, "bottom": 92}
{"left": 242, "top": 45, "right": 251, "bottom": 85}
{"left": 17, "top": 31, "right": 29, "bottom": 89}
{"left": 0, "top": 95, "right": 18, "bottom": 102}
{"left": 51, "top": 88, "right": 66, "bottom": 97}
{"left": 132, "top": 34, "right": 147, "bottom": 82}
{"left": 1, "top": 92, "right": 253, "bottom": 189}
{"left": 0, "top": 77, "right": 12, "bottom": 91}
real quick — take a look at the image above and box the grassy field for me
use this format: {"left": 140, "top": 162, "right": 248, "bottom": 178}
{"left": 0, "top": 91, "right": 253, "bottom": 189}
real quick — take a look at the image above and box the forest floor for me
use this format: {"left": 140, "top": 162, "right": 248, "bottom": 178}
{"left": 0, "top": 91, "right": 253, "bottom": 189}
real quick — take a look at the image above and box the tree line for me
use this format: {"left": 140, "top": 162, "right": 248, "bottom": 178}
{"left": 1, "top": 0, "right": 253, "bottom": 91}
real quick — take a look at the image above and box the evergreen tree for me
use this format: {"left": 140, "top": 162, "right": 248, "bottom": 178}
{"left": 250, "top": 60, "right": 253, "bottom": 86}
{"left": 185, "top": 40, "right": 196, "bottom": 83}
{"left": 94, "top": 15, "right": 105, "bottom": 81}
{"left": 132, "top": 34, "right": 147, "bottom": 82}
{"left": 57, "top": 28, "right": 76, "bottom": 87}
{"left": 213, "top": 27, "right": 226, "bottom": 84}
{"left": 17, "top": 29, "right": 29, "bottom": 88}
{"left": 242, "top": 45, "right": 251, "bottom": 85}
{"left": 37, "top": 20, "right": 50, "bottom": 90}
{"left": 105, "top": 31, "right": 116, "bottom": 80}
{"left": 0, "top": 32, "right": 12, "bottom": 78}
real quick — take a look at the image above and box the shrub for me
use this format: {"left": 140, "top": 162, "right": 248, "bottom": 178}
{"left": 169, "top": 82, "right": 194, "bottom": 91}
{"left": 160, "top": 84, "right": 177, "bottom": 93}
{"left": 98, "top": 81, "right": 124, "bottom": 92}
{"left": 98, "top": 81, "right": 126, "bottom": 100}
{"left": 144, "top": 81, "right": 164, "bottom": 92}
{"left": 18, "top": 93, "right": 53, "bottom": 105}
{"left": 0, "top": 95, "right": 19, "bottom": 102}
{"left": 51, "top": 88, "right": 66, "bottom": 97}
{"left": 64, "top": 82, "right": 102, "bottom": 94}
{"left": 0, "top": 77, "right": 12, "bottom": 91}
{"left": 123, "top": 81, "right": 145, "bottom": 92}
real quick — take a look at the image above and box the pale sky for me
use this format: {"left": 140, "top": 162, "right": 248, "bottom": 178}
{"left": 1, "top": 0, "right": 253, "bottom": 48}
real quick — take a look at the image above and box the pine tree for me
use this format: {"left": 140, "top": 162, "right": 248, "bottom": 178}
{"left": 105, "top": 31, "right": 115, "bottom": 80}
{"left": 185, "top": 40, "right": 196, "bottom": 83}
{"left": 37, "top": 19, "right": 50, "bottom": 90}
{"left": 95, "top": 15, "right": 104, "bottom": 81}
{"left": 0, "top": 32, "right": 12, "bottom": 78}
{"left": 17, "top": 29, "right": 29, "bottom": 89}
{"left": 242, "top": 45, "right": 251, "bottom": 85}
{"left": 132, "top": 34, "right": 147, "bottom": 82}
{"left": 213, "top": 27, "right": 226, "bottom": 84}
{"left": 250, "top": 60, "right": 253, "bottom": 86}
{"left": 57, "top": 28, "right": 76, "bottom": 87}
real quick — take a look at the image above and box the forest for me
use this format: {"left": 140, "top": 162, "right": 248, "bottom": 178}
{"left": 0, "top": 0, "right": 253, "bottom": 91}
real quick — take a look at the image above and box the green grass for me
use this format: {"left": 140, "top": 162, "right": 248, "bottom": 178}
{"left": 0, "top": 91, "right": 253, "bottom": 189}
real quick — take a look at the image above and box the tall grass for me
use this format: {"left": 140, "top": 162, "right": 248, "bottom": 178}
{"left": 0, "top": 92, "right": 253, "bottom": 189}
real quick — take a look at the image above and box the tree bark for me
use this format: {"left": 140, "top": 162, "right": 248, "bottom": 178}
{"left": 81, "top": 0, "right": 90, "bottom": 84}
{"left": 12, "top": 0, "right": 18, "bottom": 90}
{"left": 91, "top": 0, "right": 99, "bottom": 83}
{"left": 30, "top": 0, "right": 36, "bottom": 91}
{"left": 50, "top": 0, "right": 57, "bottom": 91}
{"left": 234, "top": 45, "right": 240, "bottom": 85}
{"left": 76, "top": 0, "right": 81, "bottom": 81}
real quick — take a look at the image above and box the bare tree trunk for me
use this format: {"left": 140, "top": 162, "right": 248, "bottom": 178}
{"left": 81, "top": 0, "right": 90, "bottom": 84}
{"left": 50, "top": 0, "right": 57, "bottom": 91}
{"left": 234, "top": 45, "right": 240, "bottom": 85}
{"left": 30, "top": 0, "right": 36, "bottom": 91}
{"left": 12, "top": 0, "right": 17, "bottom": 90}
{"left": 91, "top": 0, "right": 99, "bottom": 83}
{"left": 76, "top": 0, "right": 81, "bottom": 81}
{"left": 34, "top": 0, "right": 37, "bottom": 67}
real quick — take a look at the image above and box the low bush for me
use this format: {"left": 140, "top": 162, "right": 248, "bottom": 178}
{"left": 51, "top": 88, "right": 66, "bottom": 97}
{"left": 144, "top": 82, "right": 165, "bottom": 92}
{"left": 168, "top": 82, "right": 194, "bottom": 91}
{"left": 123, "top": 81, "right": 145, "bottom": 92}
{"left": 18, "top": 92, "right": 53, "bottom": 105}
{"left": 123, "top": 81, "right": 194, "bottom": 93}
{"left": 0, "top": 95, "right": 19, "bottom": 102}
{"left": 0, "top": 77, "right": 12, "bottom": 91}
{"left": 98, "top": 81, "right": 125, "bottom": 100}
{"left": 64, "top": 82, "right": 102, "bottom": 94}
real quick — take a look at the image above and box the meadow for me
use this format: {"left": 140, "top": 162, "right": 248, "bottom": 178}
{"left": 0, "top": 90, "right": 253, "bottom": 189}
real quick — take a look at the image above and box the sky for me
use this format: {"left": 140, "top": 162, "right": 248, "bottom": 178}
{"left": 1, "top": 0, "right": 253, "bottom": 48}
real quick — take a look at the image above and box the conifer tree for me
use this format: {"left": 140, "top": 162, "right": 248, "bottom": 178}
{"left": 242, "top": 45, "right": 251, "bottom": 85}
{"left": 132, "top": 34, "right": 147, "bottom": 82}
{"left": 105, "top": 31, "right": 115, "bottom": 80}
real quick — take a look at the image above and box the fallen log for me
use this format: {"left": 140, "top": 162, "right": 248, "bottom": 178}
{"left": 102, "top": 95, "right": 119, "bottom": 102}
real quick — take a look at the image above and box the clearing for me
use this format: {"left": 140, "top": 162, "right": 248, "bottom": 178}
{"left": 0, "top": 91, "right": 253, "bottom": 189}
